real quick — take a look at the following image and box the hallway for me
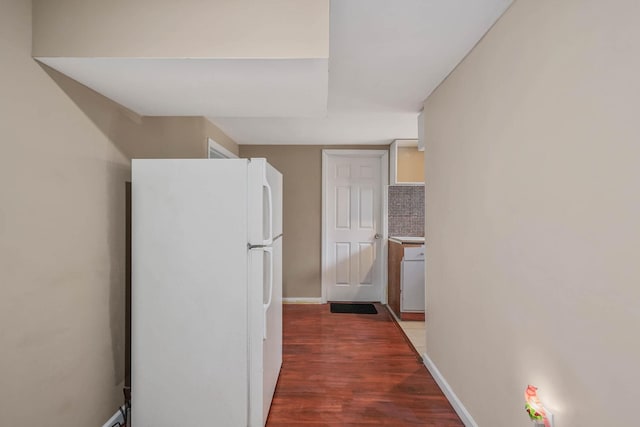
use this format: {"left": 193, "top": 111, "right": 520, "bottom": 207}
{"left": 266, "top": 304, "right": 462, "bottom": 426}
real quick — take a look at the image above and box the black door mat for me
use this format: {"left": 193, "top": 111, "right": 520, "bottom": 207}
{"left": 330, "top": 303, "right": 378, "bottom": 314}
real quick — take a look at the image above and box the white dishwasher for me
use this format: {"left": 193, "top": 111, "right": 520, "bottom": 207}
{"left": 400, "top": 245, "right": 425, "bottom": 313}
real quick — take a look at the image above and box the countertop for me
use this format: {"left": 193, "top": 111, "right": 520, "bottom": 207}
{"left": 389, "top": 236, "right": 425, "bottom": 244}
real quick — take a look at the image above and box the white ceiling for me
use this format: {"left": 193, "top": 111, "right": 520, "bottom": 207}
{"left": 329, "top": 0, "right": 513, "bottom": 114}
{"left": 36, "top": 58, "right": 328, "bottom": 117}
{"left": 212, "top": 0, "right": 513, "bottom": 145}
{"left": 37, "top": 0, "right": 513, "bottom": 145}
{"left": 210, "top": 113, "right": 418, "bottom": 146}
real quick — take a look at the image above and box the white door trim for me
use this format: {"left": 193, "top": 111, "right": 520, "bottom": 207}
{"left": 207, "top": 137, "right": 238, "bottom": 159}
{"left": 321, "top": 149, "right": 389, "bottom": 304}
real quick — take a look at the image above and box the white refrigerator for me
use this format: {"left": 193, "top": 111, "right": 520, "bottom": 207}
{"left": 131, "top": 158, "right": 283, "bottom": 427}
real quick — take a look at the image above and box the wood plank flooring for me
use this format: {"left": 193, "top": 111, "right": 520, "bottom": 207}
{"left": 266, "top": 304, "right": 463, "bottom": 426}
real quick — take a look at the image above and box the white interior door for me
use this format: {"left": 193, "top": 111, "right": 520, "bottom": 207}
{"left": 323, "top": 150, "right": 388, "bottom": 302}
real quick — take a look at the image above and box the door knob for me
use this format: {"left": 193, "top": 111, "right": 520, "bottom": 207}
{"left": 374, "top": 233, "right": 382, "bottom": 239}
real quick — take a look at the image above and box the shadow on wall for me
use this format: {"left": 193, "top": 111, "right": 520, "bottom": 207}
{"left": 38, "top": 63, "right": 207, "bottom": 160}
{"left": 34, "top": 64, "right": 130, "bottom": 392}
{"left": 38, "top": 63, "right": 139, "bottom": 160}
{"left": 36, "top": 64, "right": 132, "bottom": 391}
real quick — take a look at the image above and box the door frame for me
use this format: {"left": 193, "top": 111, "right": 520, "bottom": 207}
{"left": 321, "top": 149, "right": 389, "bottom": 304}
{"left": 207, "top": 137, "right": 238, "bottom": 159}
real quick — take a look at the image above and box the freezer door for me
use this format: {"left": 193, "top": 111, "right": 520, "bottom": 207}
{"left": 248, "top": 159, "right": 283, "bottom": 245}
{"left": 266, "top": 163, "right": 283, "bottom": 237}
{"left": 248, "top": 159, "right": 271, "bottom": 246}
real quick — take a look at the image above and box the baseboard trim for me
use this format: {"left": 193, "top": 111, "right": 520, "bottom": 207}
{"left": 102, "top": 405, "right": 126, "bottom": 427}
{"left": 422, "top": 352, "right": 478, "bottom": 427}
{"left": 282, "top": 297, "right": 322, "bottom": 304}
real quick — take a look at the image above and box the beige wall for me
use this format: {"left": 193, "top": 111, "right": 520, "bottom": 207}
{"left": 240, "top": 145, "right": 387, "bottom": 298}
{"left": 423, "top": 0, "right": 640, "bottom": 426}
{"left": 397, "top": 146, "right": 424, "bottom": 183}
{"left": 33, "top": 0, "right": 329, "bottom": 59}
{"left": 0, "top": 2, "right": 127, "bottom": 424}
{"left": 0, "top": 2, "right": 236, "bottom": 425}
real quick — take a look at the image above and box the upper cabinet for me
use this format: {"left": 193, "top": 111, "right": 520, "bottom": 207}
{"left": 390, "top": 139, "right": 424, "bottom": 185}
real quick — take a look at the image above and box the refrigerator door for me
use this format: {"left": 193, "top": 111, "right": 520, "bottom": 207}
{"left": 247, "top": 240, "right": 282, "bottom": 427}
{"left": 262, "top": 246, "right": 274, "bottom": 340}
{"left": 263, "top": 236, "right": 283, "bottom": 423}
{"left": 247, "top": 246, "right": 266, "bottom": 427}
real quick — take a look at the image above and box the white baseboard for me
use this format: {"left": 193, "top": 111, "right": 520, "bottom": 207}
{"left": 422, "top": 352, "right": 478, "bottom": 427}
{"left": 102, "top": 405, "right": 126, "bottom": 427}
{"left": 282, "top": 297, "right": 322, "bottom": 304}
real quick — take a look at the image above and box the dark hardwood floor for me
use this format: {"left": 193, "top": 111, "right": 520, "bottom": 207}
{"left": 266, "top": 304, "right": 463, "bottom": 426}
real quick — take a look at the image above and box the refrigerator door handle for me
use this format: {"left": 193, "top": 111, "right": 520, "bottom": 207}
{"left": 262, "top": 178, "right": 273, "bottom": 246}
{"left": 262, "top": 246, "right": 274, "bottom": 340}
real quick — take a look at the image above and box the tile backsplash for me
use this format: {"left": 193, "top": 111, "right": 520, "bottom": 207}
{"left": 388, "top": 185, "right": 424, "bottom": 237}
